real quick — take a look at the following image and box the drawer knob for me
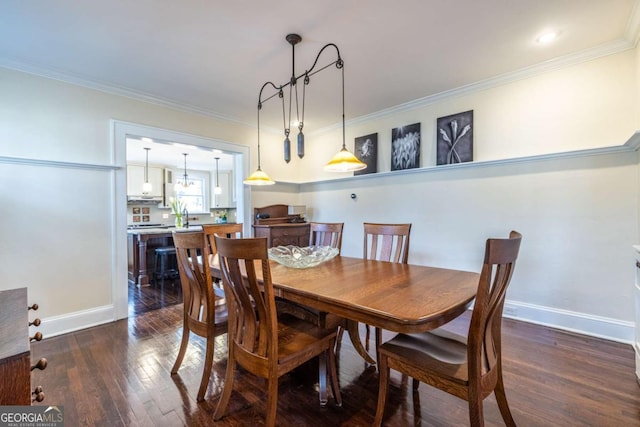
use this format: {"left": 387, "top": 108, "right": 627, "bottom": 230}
{"left": 30, "top": 331, "right": 43, "bottom": 342}
{"left": 31, "top": 358, "right": 47, "bottom": 371}
{"left": 28, "top": 303, "right": 39, "bottom": 311}
{"left": 32, "top": 386, "right": 45, "bottom": 402}
{"left": 29, "top": 318, "right": 41, "bottom": 327}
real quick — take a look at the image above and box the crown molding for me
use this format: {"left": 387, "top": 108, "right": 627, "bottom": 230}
{"left": 1, "top": 32, "right": 636, "bottom": 136}
{"left": 0, "top": 57, "right": 250, "bottom": 127}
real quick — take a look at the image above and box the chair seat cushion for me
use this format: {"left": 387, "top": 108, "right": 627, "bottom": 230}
{"left": 380, "top": 327, "right": 470, "bottom": 384}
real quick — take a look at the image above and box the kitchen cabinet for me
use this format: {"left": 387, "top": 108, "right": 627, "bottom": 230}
{"left": 212, "top": 170, "right": 234, "bottom": 208}
{"left": 127, "top": 165, "right": 163, "bottom": 198}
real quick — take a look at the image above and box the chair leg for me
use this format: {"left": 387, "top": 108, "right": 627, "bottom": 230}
{"left": 327, "top": 346, "right": 342, "bottom": 406}
{"left": 412, "top": 378, "right": 420, "bottom": 391}
{"left": 265, "top": 377, "right": 279, "bottom": 427}
{"left": 318, "top": 350, "right": 328, "bottom": 406}
{"left": 171, "top": 326, "right": 190, "bottom": 374}
{"left": 494, "top": 365, "right": 516, "bottom": 427}
{"left": 373, "top": 352, "right": 390, "bottom": 427}
{"left": 375, "top": 327, "right": 382, "bottom": 367}
{"left": 213, "top": 355, "right": 236, "bottom": 421}
{"left": 196, "top": 337, "right": 215, "bottom": 401}
{"left": 335, "top": 324, "right": 345, "bottom": 353}
{"left": 365, "top": 324, "right": 371, "bottom": 351}
{"left": 468, "top": 392, "right": 485, "bottom": 427}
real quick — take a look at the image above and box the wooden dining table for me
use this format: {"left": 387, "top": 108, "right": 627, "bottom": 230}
{"left": 210, "top": 255, "right": 479, "bottom": 361}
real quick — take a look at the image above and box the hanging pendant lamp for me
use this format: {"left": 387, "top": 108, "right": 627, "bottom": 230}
{"left": 244, "top": 101, "right": 275, "bottom": 185}
{"left": 214, "top": 157, "right": 222, "bottom": 195}
{"left": 175, "top": 153, "right": 193, "bottom": 191}
{"left": 244, "top": 33, "right": 365, "bottom": 185}
{"left": 142, "top": 147, "right": 153, "bottom": 193}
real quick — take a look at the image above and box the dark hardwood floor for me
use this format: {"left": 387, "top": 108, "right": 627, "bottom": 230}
{"left": 31, "top": 283, "right": 640, "bottom": 426}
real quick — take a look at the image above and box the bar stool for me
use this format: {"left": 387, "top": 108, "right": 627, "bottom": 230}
{"left": 153, "top": 246, "right": 178, "bottom": 286}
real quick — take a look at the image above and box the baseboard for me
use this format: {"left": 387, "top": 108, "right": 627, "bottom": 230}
{"left": 503, "top": 300, "right": 634, "bottom": 344}
{"left": 37, "top": 305, "right": 116, "bottom": 339}
{"left": 35, "top": 299, "right": 635, "bottom": 346}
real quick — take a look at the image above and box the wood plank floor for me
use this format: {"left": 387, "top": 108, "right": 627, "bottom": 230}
{"left": 31, "top": 285, "right": 640, "bottom": 426}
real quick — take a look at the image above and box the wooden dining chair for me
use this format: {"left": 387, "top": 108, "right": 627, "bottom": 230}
{"left": 170, "top": 230, "right": 228, "bottom": 402}
{"left": 202, "top": 223, "right": 243, "bottom": 257}
{"left": 273, "top": 222, "right": 344, "bottom": 325}
{"left": 346, "top": 223, "right": 412, "bottom": 364}
{"left": 373, "top": 231, "right": 522, "bottom": 427}
{"left": 309, "top": 222, "right": 344, "bottom": 249}
{"left": 213, "top": 236, "right": 342, "bottom": 426}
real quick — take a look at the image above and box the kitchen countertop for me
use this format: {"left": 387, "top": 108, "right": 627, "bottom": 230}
{"left": 127, "top": 223, "right": 237, "bottom": 235}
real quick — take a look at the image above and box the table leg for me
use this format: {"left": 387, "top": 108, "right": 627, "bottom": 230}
{"left": 345, "top": 319, "right": 376, "bottom": 364}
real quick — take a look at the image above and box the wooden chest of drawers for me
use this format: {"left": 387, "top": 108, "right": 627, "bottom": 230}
{"left": 0, "top": 288, "right": 46, "bottom": 405}
{"left": 253, "top": 223, "right": 310, "bottom": 248}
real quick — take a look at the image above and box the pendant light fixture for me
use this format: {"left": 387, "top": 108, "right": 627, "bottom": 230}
{"left": 243, "top": 106, "right": 276, "bottom": 185}
{"left": 142, "top": 147, "right": 153, "bottom": 193}
{"left": 214, "top": 157, "right": 222, "bottom": 195}
{"left": 175, "top": 153, "right": 193, "bottom": 190}
{"left": 244, "top": 33, "right": 365, "bottom": 185}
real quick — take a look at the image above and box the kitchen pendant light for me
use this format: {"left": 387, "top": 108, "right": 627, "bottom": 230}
{"left": 214, "top": 157, "right": 222, "bottom": 195}
{"left": 142, "top": 147, "right": 153, "bottom": 193}
{"left": 175, "top": 153, "right": 193, "bottom": 190}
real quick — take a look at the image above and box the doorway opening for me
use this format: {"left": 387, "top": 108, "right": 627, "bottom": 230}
{"left": 112, "top": 120, "right": 251, "bottom": 319}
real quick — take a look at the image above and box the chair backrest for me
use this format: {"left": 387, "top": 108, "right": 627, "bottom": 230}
{"left": 202, "top": 223, "right": 243, "bottom": 257}
{"left": 215, "top": 236, "right": 278, "bottom": 362}
{"left": 309, "top": 222, "right": 344, "bottom": 252}
{"left": 363, "top": 223, "right": 412, "bottom": 263}
{"left": 172, "top": 231, "right": 217, "bottom": 328}
{"left": 468, "top": 230, "right": 522, "bottom": 381}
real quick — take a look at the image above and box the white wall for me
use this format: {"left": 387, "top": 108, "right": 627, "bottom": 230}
{"left": 293, "top": 49, "right": 640, "bottom": 342}
{"left": 0, "top": 67, "right": 254, "bottom": 335}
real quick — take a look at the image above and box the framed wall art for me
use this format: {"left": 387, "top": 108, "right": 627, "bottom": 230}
{"left": 354, "top": 133, "right": 378, "bottom": 175}
{"left": 436, "top": 110, "right": 473, "bottom": 165}
{"left": 391, "top": 123, "right": 420, "bottom": 171}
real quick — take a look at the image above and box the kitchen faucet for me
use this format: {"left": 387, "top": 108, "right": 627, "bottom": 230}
{"left": 182, "top": 207, "right": 189, "bottom": 228}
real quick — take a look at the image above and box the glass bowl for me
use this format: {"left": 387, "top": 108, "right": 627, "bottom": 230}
{"left": 268, "top": 245, "right": 339, "bottom": 269}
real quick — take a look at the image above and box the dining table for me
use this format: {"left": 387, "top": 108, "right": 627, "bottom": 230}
{"left": 210, "top": 254, "right": 479, "bottom": 362}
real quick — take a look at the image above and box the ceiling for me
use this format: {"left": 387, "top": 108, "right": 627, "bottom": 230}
{"left": 2, "top": 1, "right": 638, "bottom": 167}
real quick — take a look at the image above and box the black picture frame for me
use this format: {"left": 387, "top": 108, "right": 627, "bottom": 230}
{"left": 436, "top": 110, "right": 473, "bottom": 165}
{"left": 391, "top": 123, "right": 421, "bottom": 171}
{"left": 354, "top": 133, "right": 378, "bottom": 175}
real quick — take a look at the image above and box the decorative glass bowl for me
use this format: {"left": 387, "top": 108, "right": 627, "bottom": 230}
{"left": 268, "top": 245, "right": 339, "bottom": 269}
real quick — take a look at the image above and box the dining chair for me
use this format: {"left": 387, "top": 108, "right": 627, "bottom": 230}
{"left": 213, "top": 236, "right": 342, "bottom": 426}
{"left": 373, "top": 230, "right": 522, "bottom": 427}
{"left": 276, "top": 221, "right": 345, "bottom": 328}
{"left": 202, "top": 223, "right": 243, "bottom": 257}
{"left": 309, "top": 221, "right": 344, "bottom": 249}
{"left": 346, "top": 223, "right": 412, "bottom": 364}
{"left": 170, "top": 230, "right": 229, "bottom": 402}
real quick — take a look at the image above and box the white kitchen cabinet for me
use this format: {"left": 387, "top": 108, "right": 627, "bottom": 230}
{"left": 127, "top": 165, "right": 163, "bottom": 197}
{"left": 212, "top": 170, "right": 234, "bottom": 208}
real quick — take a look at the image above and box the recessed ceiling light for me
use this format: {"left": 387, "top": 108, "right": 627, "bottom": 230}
{"left": 536, "top": 31, "right": 558, "bottom": 45}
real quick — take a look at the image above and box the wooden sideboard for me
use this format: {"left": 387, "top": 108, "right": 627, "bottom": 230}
{"left": 253, "top": 223, "right": 311, "bottom": 248}
{"left": 0, "top": 287, "right": 46, "bottom": 405}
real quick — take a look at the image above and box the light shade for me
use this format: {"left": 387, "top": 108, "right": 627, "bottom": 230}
{"left": 243, "top": 168, "right": 275, "bottom": 185}
{"left": 214, "top": 186, "right": 222, "bottom": 195}
{"left": 324, "top": 147, "right": 367, "bottom": 172}
{"left": 142, "top": 182, "right": 153, "bottom": 193}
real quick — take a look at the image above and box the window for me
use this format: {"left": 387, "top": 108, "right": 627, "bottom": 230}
{"left": 175, "top": 170, "right": 209, "bottom": 213}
